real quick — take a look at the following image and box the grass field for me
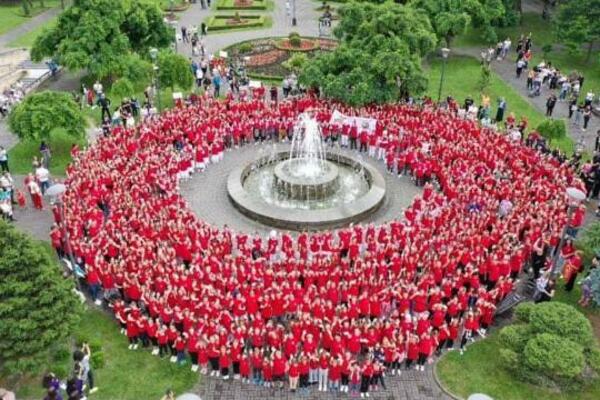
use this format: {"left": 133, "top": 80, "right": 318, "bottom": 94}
{"left": 206, "top": 14, "right": 270, "bottom": 32}
{"left": 7, "top": 128, "right": 86, "bottom": 176}
{"left": 437, "top": 281, "right": 600, "bottom": 400}
{"left": 424, "top": 55, "right": 574, "bottom": 153}
{"left": 7, "top": 15, "right": 57, "bottom": 48}
{"left": 10, "top": 307, "right": 198, "bottom": 400}
{"left": 0, "top": 0, "right": 60, "bottom": 36}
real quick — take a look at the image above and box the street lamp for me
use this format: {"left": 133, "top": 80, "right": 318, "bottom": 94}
{"left": 292, "top": 0, "right": 297, "bottom": 26}
{"left": 551, "top": 187, "right": 586, "bottom": 275}
{"left": 149, "top": 47, "right": 161, "bottom": 112}
{"left": 45, "top": 183, "right": 81, "bottom": 291}
{"left": 437, "top": 47, "right": 450, "bottom": 103}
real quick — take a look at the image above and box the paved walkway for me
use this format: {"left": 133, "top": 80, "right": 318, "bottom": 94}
{"left": 177, "top": 0, "right": 324, "bottom": 55}
{"left": 452, "top": 46, "right": 598, "bottom": 153}
{"left": 0, "top": 5, "right": 63, "bottom": 50}
{"left": 193, "top": 368, "right": 451, "bottom": 400}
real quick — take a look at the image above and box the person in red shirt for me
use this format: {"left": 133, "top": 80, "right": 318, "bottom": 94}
{"left": 251, "top": 348, "right": 263, "bottom": 385}
{"left": 288, "top": 357, "right": 300, "bottom": 392}
{"left": 239, "top": 352, "right": 251, "bottom": 384}
{"left": 417, "top": 333, "right": 432, "bottom": 371}
{"left": 317, "top": 350, "right": 330, "bottom": 392}
{"left": 328, "top": 357, "right": 341, "bottom": 392}
{"left": 360, "top": 359, "right": 373, "bottom": 397}
{"left": 299, "top": 354, "right": 311, "bottom": 395}
{"left": 219, "top": 346, "right": 230, "bottom": 380}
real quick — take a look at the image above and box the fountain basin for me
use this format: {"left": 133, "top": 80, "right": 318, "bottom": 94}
{"left": 227, "top": 151, "right": 386, "bottom": 230}
{"left": 274, "top": 159, "right": 340, "bottom": 201}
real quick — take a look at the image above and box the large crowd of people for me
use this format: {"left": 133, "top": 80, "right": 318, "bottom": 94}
{"left": 49, "top": 92, "right": 584, "bottom": 397}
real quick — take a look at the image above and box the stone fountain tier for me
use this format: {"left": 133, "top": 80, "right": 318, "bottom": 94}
{"left": 227, "top": 151, "right": 386, "bottom": 230}
{"left": 273, "top": 159, "right": 340, "bottom": 201}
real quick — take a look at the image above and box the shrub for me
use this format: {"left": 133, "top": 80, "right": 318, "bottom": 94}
{"left": 289, "top": 31, "right": 300, "bottom": 39}
{"left": 514, "top": 302, "right": 536, "bottom": 323}
{"left": 536, "top": 118, "right": 566, "bottom": 144}
{"left": 238, "top": 42, "right": 253, "bottom": 53}
{"left": 111, "top": 78, "right": 135, "bottom": 100}
{"left": 8, "top": 91, "right": 86, "bottom": 141}
{"left": 289, "top": 35, "right": 302, "bottom": 48}
{"left": 91, "top": 351, "right": 105, "bottom": 369}
{"left": 497, "top": 301, "right": 599, "bottom": 390}
{"left": 523, "top": 333, "right": 585, "bottom": 380}
{"left": 529, "top": 302, "right": 594, "bottom": 347}
{"left": 499, "top": 324, "right": 531, "bottom": 353}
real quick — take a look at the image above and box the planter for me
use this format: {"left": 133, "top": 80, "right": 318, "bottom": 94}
{"left": 207, "top": 15, "right": 266, "bottom": 31}
{"left": 216, "top": 0, "right": 268, "bottom": 10}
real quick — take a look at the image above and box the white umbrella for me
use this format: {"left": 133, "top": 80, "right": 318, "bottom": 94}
{"left": 176, "top": 394, "right": 202, "bottom": 400}
{"left": 45, "top": 183, "right": 67, "bottom": 197}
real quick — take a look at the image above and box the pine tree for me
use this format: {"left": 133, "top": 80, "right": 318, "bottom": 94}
{"left": 0, "top": 221, "right": 81, "bottom": 373}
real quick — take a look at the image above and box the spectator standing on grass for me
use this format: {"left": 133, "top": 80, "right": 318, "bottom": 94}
{"left": 40, "top": 141, "right": 51, "bottom": 168}
{"left": 495, "top": 98, "right": 506, "bottom": 123}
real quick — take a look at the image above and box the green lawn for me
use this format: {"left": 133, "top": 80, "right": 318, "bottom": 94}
{"left": 12, "top": 307, "right": 198, "bottom": 400}
{"left": 424, "top": 55, "right": 574, "bottom": 154}
{"left": 206, "top": 14, "right": 270, "bottom": 32}
{"left": 437, "top": 280, "right": 600, "bottom": 400}
{"left": 7, "top": 15, "right": 57, "bottom": 48}
{"left": 0, "top": 0, "right": 61, "bottom": 36}
{"left": 7, "top": 128, "right": 86, "bottom": 176}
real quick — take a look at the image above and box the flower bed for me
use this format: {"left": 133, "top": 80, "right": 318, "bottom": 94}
{"left": 206, "top": 15, "right": 266, "bottom": 31}
{"left": 275, "top": 38, "right": 320, "bottom": 52}
{"left": 216, "top": 0, "right": 268, "bottom": 10}
{"left": 224, "top": 37, "right": 338, "bottom": 78}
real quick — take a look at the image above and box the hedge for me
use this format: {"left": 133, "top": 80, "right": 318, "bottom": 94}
{"left": 206, "top": 15, "right": 266, "bottom": 31}
{"left": 216, "top": 0, "right": 268, "bottom": 10}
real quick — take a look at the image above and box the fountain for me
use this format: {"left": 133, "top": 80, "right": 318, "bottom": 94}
{"left": 273, "top": 114, "right": 340, "bottom": 200}
{"left": 227, "top": 113, "right": 386, "bottom": 230}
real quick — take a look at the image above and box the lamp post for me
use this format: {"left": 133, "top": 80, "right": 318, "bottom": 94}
{"left": 437, "top": 47, "right": 450, "bottom": 103}
{"left": 551, "top": 187, "right": 586, "bottom": 275}
{"left": 292, "top": 0, "right": 297, "bottom": 26}
{"left": 45, "top": 183, "right": 81, "bottom": 291}
{"left": 149, "top": 47, "right": 161, "bottom": 112}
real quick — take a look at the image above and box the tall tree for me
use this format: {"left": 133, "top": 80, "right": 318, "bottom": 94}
{"left": 410, "top": 0, "right": 474, "bottom": 47}
{"left": 31, "top": 0, "right": 171, "bottom": 81}
{"left": 0, "top": 221, "right": 81, "bottom": 374}
{"left": 553, "top": 0, "right": 600, "bottom": 62}
{"left": 302, "top": 1, "right": 436, "bottom": 105}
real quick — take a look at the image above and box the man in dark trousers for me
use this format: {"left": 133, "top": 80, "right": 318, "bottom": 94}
{"left": 98, "top": 94, "right": 111, "bottom": 122}
{"left": 545, "top": 94, "right": 557, "bottom": 117}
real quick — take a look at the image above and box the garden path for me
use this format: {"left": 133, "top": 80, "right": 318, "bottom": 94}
{"left": 0, "top": 5, "right": 64, "bottom": 51}
{"left": 452, "top": 46, "right": 599, "bottom": 153}
{"left": 177, "top": 0, "right": 324, "bottom": 55}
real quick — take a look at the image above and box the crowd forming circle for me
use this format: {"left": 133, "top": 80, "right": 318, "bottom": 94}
{"left": 61, "top": 95, "right": 581, "bottom": 387}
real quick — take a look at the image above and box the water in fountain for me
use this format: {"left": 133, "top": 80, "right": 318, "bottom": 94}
{"left": 287, "top": 113, "right": 328, "bottom": 180}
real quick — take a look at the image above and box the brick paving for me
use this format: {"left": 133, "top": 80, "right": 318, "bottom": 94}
{"left": 193, "top": 368, "right": 450, "bottom": 400}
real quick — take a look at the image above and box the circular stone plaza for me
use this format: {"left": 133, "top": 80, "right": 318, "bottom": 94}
{"left": 2, "top": 2, "right": 599, "bottom": 400}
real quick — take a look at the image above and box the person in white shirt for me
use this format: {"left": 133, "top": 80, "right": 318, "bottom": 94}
{"left": 35, "top": 165, "right": 50, "bottom": 194}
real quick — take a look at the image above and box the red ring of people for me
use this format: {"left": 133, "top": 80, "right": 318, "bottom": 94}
{"left": 59, "top": 95, "right": 581, "bottom": 393}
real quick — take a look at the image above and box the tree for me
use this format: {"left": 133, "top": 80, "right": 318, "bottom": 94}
{"left": 301, "top": 1, "right": 436, "bottom": 105}
{"left": 31, "top": 0, "right": 171, "bottom": 81}
{"left": 111, "top": 78, "right": 135, "bottom": 100}
{"left": 498, "top": 302, "right": 598, "bottom": 389}
{"left": 554, "top": 0, "right": 600, "bottom": 62}
{"left": 536, "top": 118, "right": 566, "bottom": 144}
{"left": 8, "top": 91, "right": 85, "bottom": 141}
{"left": 410, "top": 0, "right": 473, "bottom": 47}
{"left": 157, "top": 50, "right": 194, "bottom": 91}
{"left": 0, "top": 221, "right": 81, "bottom": 374}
